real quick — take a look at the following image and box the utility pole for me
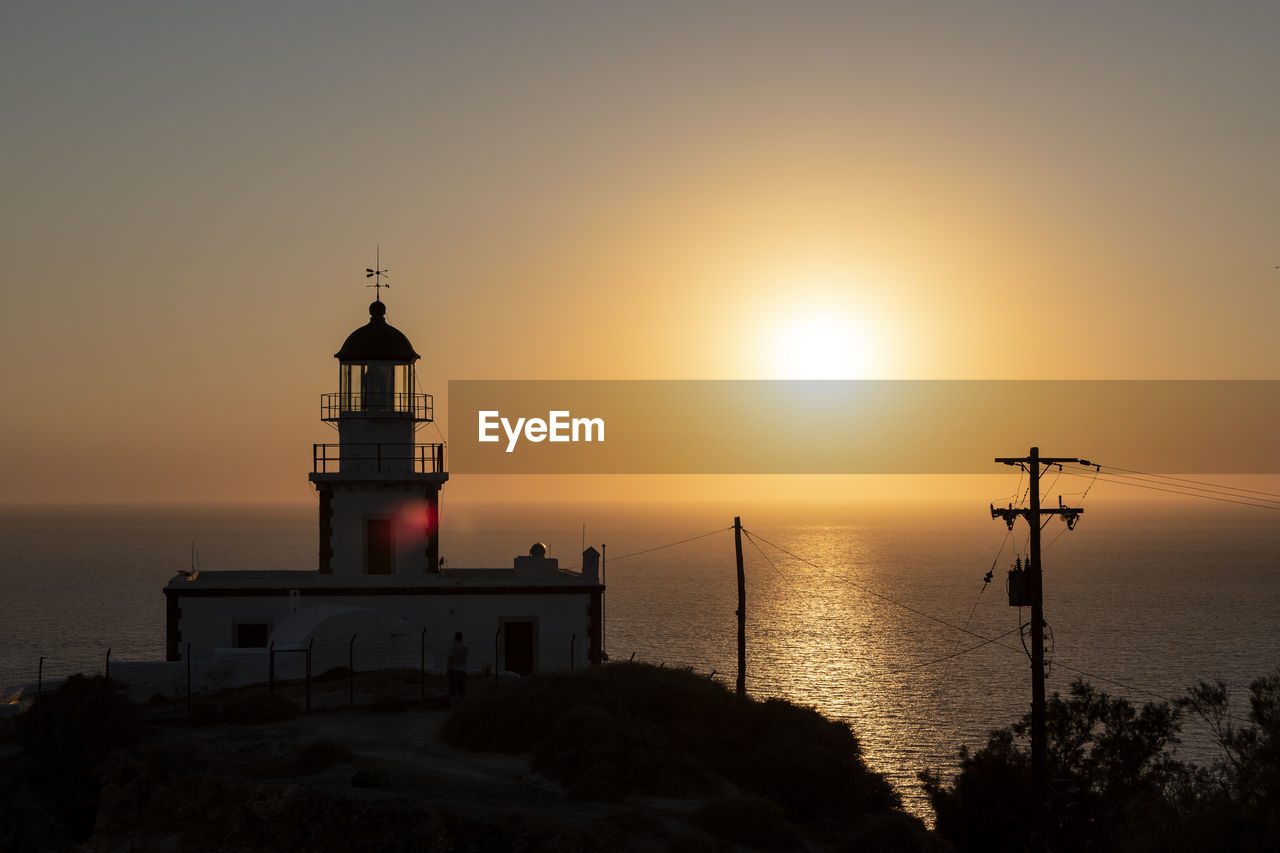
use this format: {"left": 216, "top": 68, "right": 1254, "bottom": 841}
{"left": 734, "top": 516, "right": 746, "bottom": 696}
{"left": 991, "top": 447, "right": 1085, "bottom": 851}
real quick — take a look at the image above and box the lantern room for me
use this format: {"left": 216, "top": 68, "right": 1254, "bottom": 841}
{"left": 338, "top": 360, "right": 414, "bottom": 416}
{"left": 323, "top": 301, "right": 432, "bottom": 422}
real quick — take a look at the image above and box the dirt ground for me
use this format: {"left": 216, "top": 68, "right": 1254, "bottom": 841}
{"left": 94, "top": 674, "right": 712, "bottom": 851}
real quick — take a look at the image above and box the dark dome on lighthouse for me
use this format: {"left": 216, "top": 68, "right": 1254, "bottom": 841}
{"left": 335, "top": 301, "right": 420, "bottom": 362}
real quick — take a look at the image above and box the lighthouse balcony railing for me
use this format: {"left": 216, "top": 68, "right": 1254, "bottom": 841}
{"left": 321, "top": 392, "right": 433, "bottom": 422}
{"left": 312, "top": 443, "right": 445, "bottom": 474}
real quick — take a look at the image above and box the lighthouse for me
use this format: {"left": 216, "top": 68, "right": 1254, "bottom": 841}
{"left": 161, "top": 276, "right": 601, "bottom": 682}
{"left": 310, "top": 298, "right": 447, "bottom": 576}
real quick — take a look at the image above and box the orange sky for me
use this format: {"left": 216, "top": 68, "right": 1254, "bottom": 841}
{"left": 2, "top": 3, "right": 1277, "bottom": 506}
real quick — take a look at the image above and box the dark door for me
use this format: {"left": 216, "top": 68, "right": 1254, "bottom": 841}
{"left": 366, "top": 518, "right": 394, "bottom": 574}
{"left": 504, "top": 621, "right": 535, "bottom": 676}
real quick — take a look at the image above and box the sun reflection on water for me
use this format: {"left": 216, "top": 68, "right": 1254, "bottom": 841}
{"left": 604, "top": 520, "right": 1280, "bottom": 824}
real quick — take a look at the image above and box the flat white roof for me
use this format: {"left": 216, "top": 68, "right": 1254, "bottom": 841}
{"left": 166, "top": 569, "right": 597, "bottom": 590}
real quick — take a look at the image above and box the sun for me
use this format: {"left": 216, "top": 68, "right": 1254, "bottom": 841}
{"left": 772, "top": 314, "right": 873, "bottom": 379}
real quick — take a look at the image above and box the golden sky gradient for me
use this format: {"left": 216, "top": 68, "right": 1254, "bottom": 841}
{"left": 2, "top": 3, "right": 1277, "bottom": 505}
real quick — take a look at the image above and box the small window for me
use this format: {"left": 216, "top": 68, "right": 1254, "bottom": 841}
{"left": 395, "top": 363, "right": 413, "bottom": 411}
{"left": 366, "top": 517, "right": 394, "bottom": 574}
{"left": 235, "top": 623, "right": 269, "bottom": 649}
{"left": 339, "top": 363, "right": 363, "bottom": 412}
{"left": 365, "top": 364, "right": 394, "bottom": 412}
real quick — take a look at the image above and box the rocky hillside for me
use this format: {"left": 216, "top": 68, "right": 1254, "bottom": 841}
{"left": 1, "top": 668, "right": 948, "bottom": 852}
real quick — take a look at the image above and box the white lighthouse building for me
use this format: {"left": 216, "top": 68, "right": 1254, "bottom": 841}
{"left": 312, "top": 297, "right": 446, "bottom": 577}
{"left": 163, "top": 297, "right": 603, "bottom": 679}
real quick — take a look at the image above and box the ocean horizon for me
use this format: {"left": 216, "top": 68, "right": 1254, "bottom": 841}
{"left": 3, "top": 499, "right": 1277, "bottom": 821}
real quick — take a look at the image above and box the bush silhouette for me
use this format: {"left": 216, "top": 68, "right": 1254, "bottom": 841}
{"left": 922, "top": 674, "right": 1280, "bottom": 852}
{"left": 11, "top": 674, "right": 139, "bottom": 839}
{"left": 443, "top": 662, "right": 901, "bottom": 825}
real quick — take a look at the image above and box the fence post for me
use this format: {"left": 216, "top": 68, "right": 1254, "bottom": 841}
{"left": 420, "top": 627, "right": 427, "bottom": 703}
{"left": 570, "top": 634, "right": 576, "bottom": 672}
{"left": 494, "top": 626, "right": 502, "bottom": 681}
{"left": 186, "top": 643, "right": 192, "bottom": 716}
{"left": 305, "top": 639, "right": 313, "bottom": 712}
{"left": 105, "top": 648, "right": 111, "bottom": 679}
{"left": 38, "top": 656, "right": 43, "bottom": 697}
{"left": 349, "top": 634, "right": 357, "bottom": 709}
{"left": 268, "top": 641, "right": 276, "bottom": 696}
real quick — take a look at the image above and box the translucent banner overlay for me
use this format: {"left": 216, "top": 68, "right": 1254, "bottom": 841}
{"left": 447, "top": 380, "right": 1279, "bottom": 474}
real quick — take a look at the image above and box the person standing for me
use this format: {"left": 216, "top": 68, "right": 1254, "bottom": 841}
{"left": 447, "top": 631, "right": 469, "bottom": 705}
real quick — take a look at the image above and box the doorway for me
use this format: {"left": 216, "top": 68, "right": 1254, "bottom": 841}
{"left": 503, "top": 620, "right": 535, "bottom": 676}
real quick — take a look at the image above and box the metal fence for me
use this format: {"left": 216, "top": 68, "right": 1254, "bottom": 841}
{"left": 7, "top": 628, "right": 581, "bottom": 716}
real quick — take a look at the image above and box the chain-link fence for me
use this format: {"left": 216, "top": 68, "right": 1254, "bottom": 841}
{"left": 6, "top": 627, "right": 583, "bottom": 716}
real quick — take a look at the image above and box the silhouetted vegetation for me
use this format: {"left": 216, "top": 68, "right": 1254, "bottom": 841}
{"left": 1178, "top": 673, "right": 1280, "bottom": 851}
{"left": 921, "top": 673, "right": 1280, "bottom": 852}
{"left": 442, "top": 662, "right": 905, "bottom": 833}
{"left": 7, "top": 675, "right": 139, "bottom": 841}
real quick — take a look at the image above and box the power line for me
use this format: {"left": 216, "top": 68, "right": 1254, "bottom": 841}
{"left": 1059, "top": 468, "right": 1280, "bottom": 511}
{"left": 1045, "top": 659, "right": 1254, "bottom": 726}
{"left": 942, "top": 530, "right": 1011, "bottom": 666}
{"left": 559, "top": 526, "right": 730, "bottom": 572}
{"left": 1041, "top": 523, "right": 1074, "bottom": 554}
{"left": 747, "top": 524, "right": 1257, "bottom": 726}
{"left": 742, "top": 527, "right": 1022, "bottom": 650}
{"left": 1068, "top": 466, "right": 1280, "bottom": 506}
{"left": 1087, "top": 463, "right": 1280, "bottom": 500}
{"left": 1042, "top": 466, "right": 1064, "bottom": 502}
{"left": 741, "top": 530, "right": 806, "bottom": 595}
{"left": 743, "top": 524, "right": 1025, "bottom": 674}
{"left": 915, "top": 625, "right": 1024, "bottom": 669}
{"left": 1057, "top": 462, "right": 1280, "bottom": 505}
{"left": 993, "top": 468, "right": 1026, "bottom": 508}
{"left": 604, "top": 526, "right": 731, "bottom": 565}
{"left": 743, "top": 521, "right": 1255, "bottom": 728}
{"left": 611, "top": 514, "right": 1259, "bottom": 727}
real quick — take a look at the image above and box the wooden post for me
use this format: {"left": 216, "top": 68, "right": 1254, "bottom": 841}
{"left": 991, "top": 446, "right": 1086, "bottom": 852}
{"left": 349, "top": 634, "right": 357, "bottom": 708}
{"left": 734, "top": 516, "right": 745, "bottom": 696}
{"left": 306, "top": 639, "right": 313, "bottom": 712}
{"left": 601, "top": 543, "right": 607, "bottom": 661}
{"left": 1028, "top": 446, "right": 1047, "bottom": 850}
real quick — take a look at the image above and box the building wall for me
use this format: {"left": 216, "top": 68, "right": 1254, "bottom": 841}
{"left": 328, "top": 485, "right": 432, "bottom": 577}
{"left": 171, "top": 587, "right": 599, "bottom": 673}
{"left": 337, "top": 417, "right": 415, "bottom": 472}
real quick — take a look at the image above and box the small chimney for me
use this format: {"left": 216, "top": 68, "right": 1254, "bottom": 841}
{"left": 581, "top": 546, "right": 600, "bottom": 583}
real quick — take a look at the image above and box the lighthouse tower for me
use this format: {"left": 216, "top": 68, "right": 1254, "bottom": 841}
{"left": 309, "top": 299, "right": 447, "bottom": 576}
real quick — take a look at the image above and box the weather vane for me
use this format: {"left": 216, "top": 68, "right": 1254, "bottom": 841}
{"left": 366, "top": 244, "right": 390, "bottom": 301}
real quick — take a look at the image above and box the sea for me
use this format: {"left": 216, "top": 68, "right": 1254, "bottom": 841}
{"left": 2, "top": 500, "right": 1277, "bottom": 823}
